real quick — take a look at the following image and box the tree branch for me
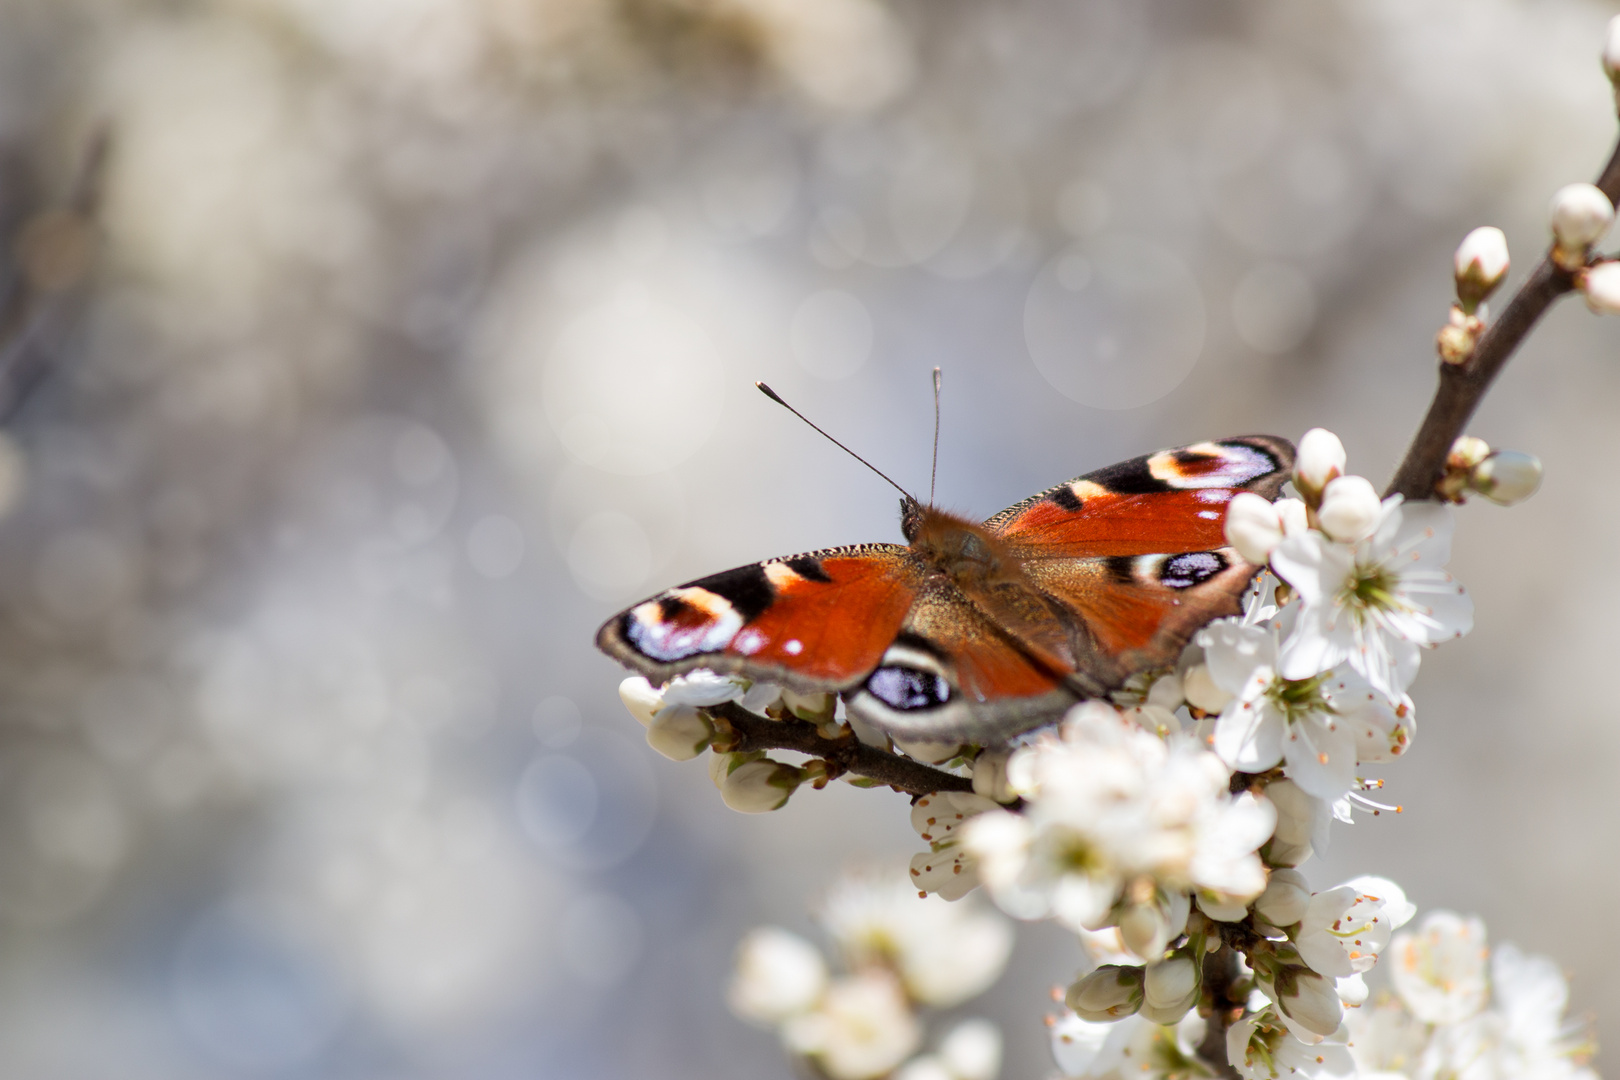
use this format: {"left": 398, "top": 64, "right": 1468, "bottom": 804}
{"left": 708, "top": 700, "right": 975, "bottom": 798}
{"left": 1386, "top": 128, "right": 1620, "bottom": 499}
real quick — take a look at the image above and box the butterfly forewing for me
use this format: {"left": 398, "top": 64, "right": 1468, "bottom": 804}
{"left": 596, "top": 544, "right": 920, "bottom": 692}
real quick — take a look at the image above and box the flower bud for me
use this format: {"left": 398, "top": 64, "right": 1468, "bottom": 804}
{"left": 1139, "top": 954, "right": 1201, "bottom": 1024}
{"left": 618, "top": 676, "right": 663, "bottom": 728}
{"left": 1263, "top": 779, "right": 1326, "bottom": 868}
{"left": 1471, "top": 449, "right": 1542, "bottom": 506}
{"left": 938, "top": 1019, "right": 1002, "bottom": 1080}
{"left": 893, "top": 736, "right": 963, "bottom": 764}
{"left": 782, "top": 689, "right": 834, "bottom": 722}
{"left": 1253, "top": 868, "right": 1311, "bottom": 927}
{"left": 1550, "top": 183, "right": 1614, "bottom": 262}
{"left": 1581, "top": 260, "right": 1620, "bottom": 314}
{"left": 1224, "top": 491, "right": 1284, "bottom": 564}
{"left": 971, "top": 747, "right": 1016, "bottom": 804}
{"left": 1116, "top": 892, "right": 1188, "bottom": 961}
{"left": 1447, "top": 435, "right": 1491, "bottom": 471}
{"left": 1269, "top": 965, "right": 1343, "bottom": 1038}
{"left": 644, "top": 705, "right": 715, "bottom": 761}
{"left": 1294, "top": 428, "right": 1346, "bottom": 502}
{"left": 1316, "top": 475, "right": 1381, "bottom": 543}
{"left": 1064, "top": 964, "right": 1144, "bottom": 1021}
{"left": 1453, "top": 226, "right": 1509, "bottom": 313}
{"left": 710, "top": 752, "right": 802, "bottom": 813}
{"left": 1276, "top": 497, "right": 1308, "bottom": 536}
{"left": 728, "top": 927, "right": 828, "bottom": 1023}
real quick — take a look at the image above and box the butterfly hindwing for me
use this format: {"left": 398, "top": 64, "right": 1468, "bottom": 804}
{"left": 596, "top": 544, "right": 920, "bottom": 692}
{"left": 845, "top": 579, "right": 1075, "bottom": 743}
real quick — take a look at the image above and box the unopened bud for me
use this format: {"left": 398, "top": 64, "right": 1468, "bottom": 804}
{"left": 1065, "top": 965, "right": 1144, "bottom": 1021}
{"left": 1453, "top": 227, "right": 1509, "bottom": 313}
{"left": 710, "top": 752, "right": 803, "bottom": 813}
{"left": 645, "top": 705, "right": 715, "bottom": 761}
{"left": 1447, "top": 435, "right": 1491, "bottom": 471}
{"left": 971, "top": 747, "right": 1016, "bottom": 804}
{"left": 1294, "top": 428, "right": 1346, "bottom": 503}
{"left": 1550, "top": 183, "right": 1614, "bottom": 267}
{"left": 1316, "top": 475, "right": 1381, "bottom": 544}
{"left": 619, "top": 676, "right": 664, "bottom": 728}
{"left": 1580, "top": 260, "right": 1620, "bottom": 314}
{"left": 1139, "top": 954, "right": 1201, "bottom": 1024}
{"left": 1224, "top": 491, "right": 1284, "bottom": 564}
{"left": 1436, "top": 304, "right": 1483, "bottom": 365}
{"left": 1472, "top": 450, "right": 1543, "bottom": 506}
{"left": 781, "top": 689, "right": 834, "bottom": 722}
{"left": 1269, "top": 965, "right": 1343, "bottom": 1037}
{"left": 1253, "top": 868, "right": 1311, "bottom": 927}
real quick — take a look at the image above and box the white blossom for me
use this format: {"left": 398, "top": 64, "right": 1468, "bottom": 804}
{"left": 1294, "top": 875, "right": 1414, "bottom": 978}
{"left": 1228, "top": 1007, "right": 1356, "bottom": 1080}
{"left": 643, "top": 705, "right": 715, "bottom": 760}
{"left": 963, "top": 704, "right": 1272, "bottom": 944}
{"left": 938, "top": 1019, "right": 1002, "bottom": 1080}
{"left": 909, "top": 791, "right": 1000, "bottom": 900}
{"left": 782, "top": 969, "right": 922, "bottom": 1080}
{"left": 1271, "top": 497, "right": 1472, "bottom": 700}
{"left": 1344, "top": 993, "right": 1430, "bottom": 1079}
{"left": 729, "top": 927, "right": 829, "bottom": 1024}
{"left": 1052, "top": 1011, "right": 1206, "bottom": 1080}
{"left": 1295, "top": 429, "right": 1347, "bottom": 499}
{"left": 1316, "top": 475, "right": 1382, "bottom": 544}
{"left": 820, "top": 868, "right": 1013, "bottom": 1008}
{"left": 1388, "top": 910, "right": 1489, "bottom": 1024}
{"left": 1200, "top": 619, "right": 1412, "bottom": 802}
{"left": 1549, "top": 183, "right": 1614, "bottom": 251}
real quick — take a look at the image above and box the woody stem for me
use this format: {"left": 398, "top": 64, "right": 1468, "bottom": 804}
{"left": 708, "top": 700, "right": 974, "bottom": 798}
{"left": 1385, "top": 130, "right": 1620, "bottom": 499}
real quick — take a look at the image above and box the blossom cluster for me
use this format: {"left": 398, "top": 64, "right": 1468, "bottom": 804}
{"left": 726, "top": 867, "right": 1012, "bottom": 1080}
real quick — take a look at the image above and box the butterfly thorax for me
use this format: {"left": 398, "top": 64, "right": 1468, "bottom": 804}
{"left": 904, "top": 504, "right": 1029, "bottom": 590}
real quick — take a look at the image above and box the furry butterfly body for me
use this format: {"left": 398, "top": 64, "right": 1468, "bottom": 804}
{"left": 596, "top": 436, "right": 1294, "bottom": 744}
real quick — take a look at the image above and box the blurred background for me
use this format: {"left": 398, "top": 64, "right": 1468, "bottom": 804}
{"left": 0, "top": 0, "right": 1614, "bottom": 1076}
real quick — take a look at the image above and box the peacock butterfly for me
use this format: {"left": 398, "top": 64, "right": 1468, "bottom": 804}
{"left": 595, "top": 392, "right": 1293, "bottom": 745}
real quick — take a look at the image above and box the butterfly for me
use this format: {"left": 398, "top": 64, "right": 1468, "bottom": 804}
{"left": 596, "top": 432, "right": 1295, "bottom": 745}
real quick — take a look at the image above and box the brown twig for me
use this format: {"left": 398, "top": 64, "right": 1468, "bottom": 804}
{"left": 708, "top": 700, "right": 975, "bottom": 798}
{"left": 1198, "top": 944, "right": 1247, "bottom": 1080}
{"left": 1386, "top": 131, "right": 1620, "bottom": 499}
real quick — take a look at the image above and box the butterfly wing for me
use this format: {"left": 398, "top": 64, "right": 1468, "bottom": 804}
{"left": 596, "top": 545, "right": 920, "bottom": 692}
{"left": 842, "top": 578, "right": 1076, "bottom": 743}
{"left": 983, "top": 435, "right": 1294, "bottom": 688}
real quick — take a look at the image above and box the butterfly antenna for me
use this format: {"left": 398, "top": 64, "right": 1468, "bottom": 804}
{"left": 929, "top": 366, "right": 941, "bottom": 507}
{"left": 755, "top": 382, "right": 918, "bottom": 503}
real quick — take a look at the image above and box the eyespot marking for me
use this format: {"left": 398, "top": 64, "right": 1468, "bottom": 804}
{"left": 865, "top": 666, "right": 952, "bottom": 712}
{"left": 623, "top": 586, "right": 745, "bottom": 661}
{"left": 1157, "top": 551, "right": 1228, "bottom": 588}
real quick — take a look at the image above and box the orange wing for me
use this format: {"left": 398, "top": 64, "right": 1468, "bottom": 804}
{"left": 596, "top": 545, "right": 920, "bottom": 693}
{"left": 986, "top": 436, "right": 1294, "bottom": 556}
{"left": 981, "top": 436, "right": 1294, "bottom": 686}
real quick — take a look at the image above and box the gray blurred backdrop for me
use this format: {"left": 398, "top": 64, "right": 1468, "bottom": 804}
{"left": 0, "top": 1, "right": 1614, "bottom": 1077}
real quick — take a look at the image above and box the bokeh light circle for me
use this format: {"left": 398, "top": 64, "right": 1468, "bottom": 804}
{"left": 1024, "top": 234, "right": 1205, "bottom": 410}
